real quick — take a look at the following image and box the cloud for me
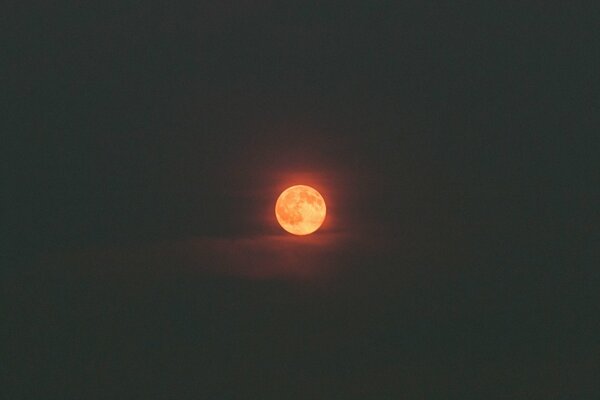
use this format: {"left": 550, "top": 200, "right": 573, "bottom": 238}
{"left": 38, "top": 231, "right": 368, "bottom": 282}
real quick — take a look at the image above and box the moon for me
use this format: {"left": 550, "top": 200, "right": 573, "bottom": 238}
{"left": 275, "top": 185, "right": 326, "bottom": 235}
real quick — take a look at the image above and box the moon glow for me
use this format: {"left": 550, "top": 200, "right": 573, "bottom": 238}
{"left": 275, "top": 185, "right": 326, "bottom": 235}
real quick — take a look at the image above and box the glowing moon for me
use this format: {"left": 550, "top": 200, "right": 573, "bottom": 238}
{"left": 275, "top": 185, "right": 326, "bottom": 235}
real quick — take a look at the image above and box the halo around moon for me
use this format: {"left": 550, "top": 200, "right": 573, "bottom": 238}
{"left": 275, "top": 185, "right": 326, "bottom": 235}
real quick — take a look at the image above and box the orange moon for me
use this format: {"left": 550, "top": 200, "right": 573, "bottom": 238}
{"left": 275, "top": 185, "right": 326, "bottom": 235}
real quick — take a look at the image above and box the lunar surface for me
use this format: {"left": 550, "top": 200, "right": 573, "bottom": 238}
{"left": 275, "top": 185, "right": 326, "bottom": 235}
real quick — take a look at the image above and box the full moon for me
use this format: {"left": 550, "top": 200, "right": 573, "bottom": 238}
{"left": 275, "top": 185, "right": 326, "bottom": 235}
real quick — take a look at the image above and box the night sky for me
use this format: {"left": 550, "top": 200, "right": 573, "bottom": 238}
{"left": 5, "top": 2, "right": 599, "bottom": 398}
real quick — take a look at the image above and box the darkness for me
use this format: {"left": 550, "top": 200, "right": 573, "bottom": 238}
{"left": 4, "top": 2, "right": 598, "bottom": 398}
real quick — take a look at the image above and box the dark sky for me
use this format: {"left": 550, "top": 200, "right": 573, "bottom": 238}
{"left": 4, "top": 2, "right": 599, "bottom": 398}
